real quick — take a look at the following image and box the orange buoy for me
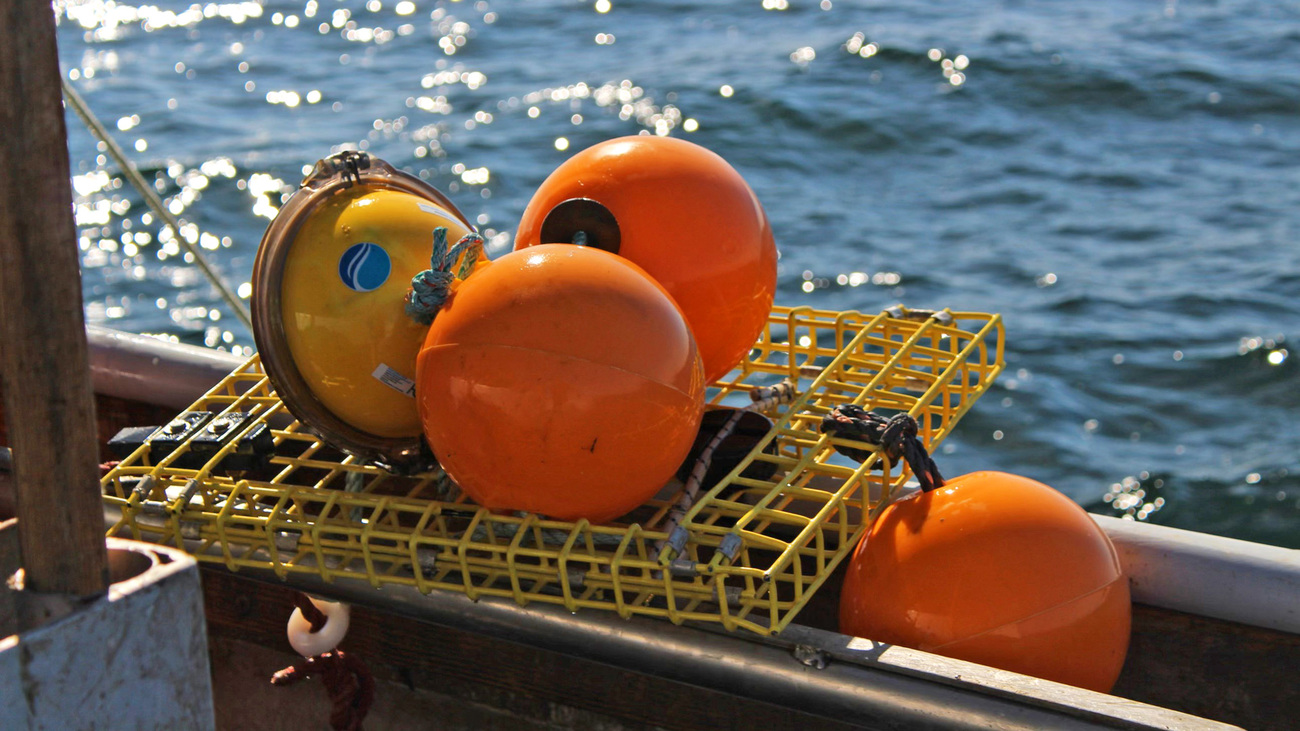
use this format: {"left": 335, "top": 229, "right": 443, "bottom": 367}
{"left": 416, "top": 244, "right": 706, "bottom": 523}
{"left": 839, "top": 471, "right": 1131, "bottom": 693}
{"left": 514, "top": 135, "right": 777, "bottom": 384}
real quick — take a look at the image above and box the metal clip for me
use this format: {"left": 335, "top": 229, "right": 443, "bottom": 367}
{"left": 669, "top": 558, "right": 698, "bottom": 579}
{"left": 173, "top": 478, "right": 201, "bottom": 512}
{"left": 718, "top": 533, "right": 744, "bottom": 562}
{"left": 129, "top": 475, "right": 157, "bottom": 503}
{"left": 140, "top": 500, "right": 169, "bottom": 517}
{"left": 665, "top": 525, "right": 690, "bottom": 557}
{"left": 884, "top": 305, "right": 954, "bottom": 325}
{"left": 143, "top": 479, "right": 202, "bottom": 517}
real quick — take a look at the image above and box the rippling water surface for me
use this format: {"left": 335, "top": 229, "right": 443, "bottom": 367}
{"left": 55, "top": 0, "right": 1300, "bottom": 546}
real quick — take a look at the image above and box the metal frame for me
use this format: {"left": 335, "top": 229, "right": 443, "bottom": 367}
{"left": 103, "top": 305, "right": 1005, "bottom": 636}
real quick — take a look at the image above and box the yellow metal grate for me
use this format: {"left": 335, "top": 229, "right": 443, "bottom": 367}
{"left": 102, "top": 305, "right": 1004, "bottom": 635}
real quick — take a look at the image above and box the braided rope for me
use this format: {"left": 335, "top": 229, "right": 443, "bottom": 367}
{"left": 404, "top": 227, "right": 485, "bottom": 326}
{"left": 820, "top": 405, "right": 945, "bottom": 492}
{"left": 655, "top": 378, "right": 798, "bottom": 566}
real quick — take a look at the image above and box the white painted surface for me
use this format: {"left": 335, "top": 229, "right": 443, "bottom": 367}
{"left": 1095, "top": 514, "right": 1300, "bottom": 634}
{"left": 0, "top": 539, "right": 215, "bottom": 730}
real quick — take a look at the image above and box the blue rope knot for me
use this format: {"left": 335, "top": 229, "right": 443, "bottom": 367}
{"left": 404, "top": 227, "right": 485, "bottom": 326}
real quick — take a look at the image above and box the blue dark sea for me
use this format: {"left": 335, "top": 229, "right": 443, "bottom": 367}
{"left": 56, "top": 1, "right": 1300, "bottom": 547}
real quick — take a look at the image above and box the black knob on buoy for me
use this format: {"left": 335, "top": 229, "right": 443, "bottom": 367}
{"left": 539, "top": 198, "right": 621, "bottom": 254}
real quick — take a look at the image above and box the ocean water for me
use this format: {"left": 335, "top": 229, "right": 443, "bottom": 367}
{"left": 55, "top": 0, "right": 1300, "bottom": 547}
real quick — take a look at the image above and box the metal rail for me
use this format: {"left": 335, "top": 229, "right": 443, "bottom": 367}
{"left": 84, "top": 328, "right": 1289, "bottom": 730}
{"left": 191, "top": 559, "right": 1233, "bottom": 731}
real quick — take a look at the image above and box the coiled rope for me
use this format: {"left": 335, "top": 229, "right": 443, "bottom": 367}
{"left": 820, "top": 405, "right": 945, "bottom": 492}
{"left": 404, "top": 227, "right": 485, "bottom": 326}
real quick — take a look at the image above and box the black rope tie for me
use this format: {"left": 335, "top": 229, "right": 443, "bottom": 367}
{"left": 820, "top": 405, "right": 945, "bottom": 492}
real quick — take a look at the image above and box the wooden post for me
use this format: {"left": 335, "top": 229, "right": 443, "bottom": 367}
{"left": 0, "top": 3, "right": 109, "bottom": 595}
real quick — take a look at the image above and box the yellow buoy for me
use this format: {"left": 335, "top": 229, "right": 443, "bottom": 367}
{"left": 251, "top": 152, "right": 473, "bottom": 467}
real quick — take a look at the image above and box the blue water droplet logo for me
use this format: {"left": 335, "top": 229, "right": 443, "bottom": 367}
{"left": 338, "top": 242, "right": 391, "bottom": 292}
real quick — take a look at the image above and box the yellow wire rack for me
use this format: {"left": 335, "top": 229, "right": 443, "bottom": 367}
{"left": 102, "top": 304, "right": 1004, "bottom": 635}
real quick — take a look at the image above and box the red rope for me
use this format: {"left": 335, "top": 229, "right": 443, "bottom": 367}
{"left": 272, "top": 651, "right": 375, "bottom": 731}
{"left": 273, "top": 593, "right": 375, "bottom": 730}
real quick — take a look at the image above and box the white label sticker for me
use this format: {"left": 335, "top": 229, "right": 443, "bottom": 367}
{"left": 372, "top": 363, "right": 416, "bottom": 398}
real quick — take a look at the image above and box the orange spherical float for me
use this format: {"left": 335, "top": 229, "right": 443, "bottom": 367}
{"left": 416, "top": 244, "right": 706, "bottom": 524}
{"left": 514, "top": 135, "right": 777, "bottom": 384}
{"left": 839, "top": 471, "right": 1131, "bottom": 693}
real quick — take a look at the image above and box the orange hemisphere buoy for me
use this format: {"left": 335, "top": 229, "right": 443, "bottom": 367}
{"left": 839, "top": 471, "right": 1131, "bottom": 693}
{"left": 416, "top": 244, "right": 706, "bottom": 524}
{"left": 514, "top": 135, "right": 777, "bottom": 384}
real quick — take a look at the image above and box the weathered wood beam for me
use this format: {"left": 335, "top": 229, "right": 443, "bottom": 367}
{"left": 0, "top": 2, "right": 108, "bottom": 596}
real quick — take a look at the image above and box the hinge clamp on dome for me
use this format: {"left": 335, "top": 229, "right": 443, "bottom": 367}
{"left": 305, "top": 150, "right": 371, "bottom": 188}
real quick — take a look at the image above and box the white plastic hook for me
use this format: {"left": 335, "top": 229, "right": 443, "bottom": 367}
{"left": 286, "top": 597, "right": 351, "bottom": 658}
